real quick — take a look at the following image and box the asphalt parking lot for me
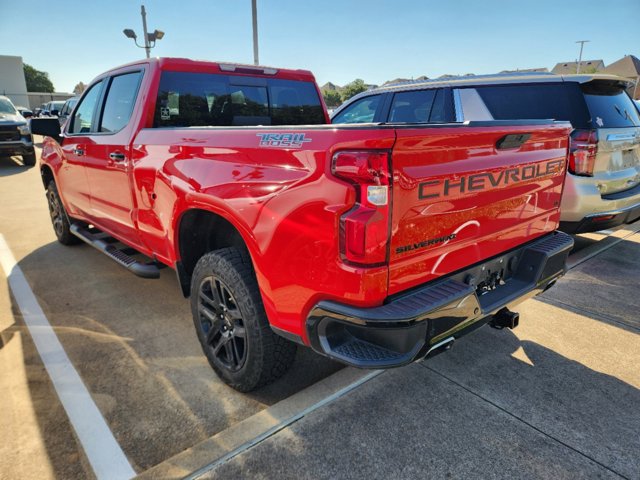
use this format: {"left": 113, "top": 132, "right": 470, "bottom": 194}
{"left": 1, "top": 145, "right": 639, "bottom": 479}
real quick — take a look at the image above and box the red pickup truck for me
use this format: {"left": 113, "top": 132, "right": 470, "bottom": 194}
{"left": 32, "top": 58, "right": 574, "bottom": 391}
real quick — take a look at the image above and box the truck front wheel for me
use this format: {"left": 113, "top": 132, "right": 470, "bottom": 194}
{"left": 190, "top": 247, "right": 296, "bottom": 392}
{"left": 46, "top": 181, "right": 80, "bottom": 245}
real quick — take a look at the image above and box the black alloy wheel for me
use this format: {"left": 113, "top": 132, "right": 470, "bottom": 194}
{"left": 197, "top": 275, "right": 248, "bottom": 371}
{"left": 46, "top": 181, "right": 79, "bottom": 245}
{"left": 190, "top": 248, "right": 297, "bottom": 392}
{"left": 47, "top": 187, "right": 65, "bottom": 238}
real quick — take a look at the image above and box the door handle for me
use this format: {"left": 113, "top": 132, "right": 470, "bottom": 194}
{"left": 109, "top": 152, "right": 126, "bottom": 162}
{"left": 73, "top": 148, "right": 85, "bottom": 156}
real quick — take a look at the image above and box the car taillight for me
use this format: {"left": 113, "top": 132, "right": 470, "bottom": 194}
{"left": 569, "top": 129, "right": 598, "bottom": 176}
{"left": 332, "top": 150, "right": 391, "bottom": 266}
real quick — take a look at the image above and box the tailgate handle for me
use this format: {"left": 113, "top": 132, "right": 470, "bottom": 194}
{"left": 496, "top": 133, "right": 531, "bottom": 150}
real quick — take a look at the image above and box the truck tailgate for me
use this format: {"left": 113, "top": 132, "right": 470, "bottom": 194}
{"left": 389, "top": 123, "right": 571, "bottom": 295}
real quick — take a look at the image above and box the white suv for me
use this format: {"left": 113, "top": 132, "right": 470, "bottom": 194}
{"left": 332, "top": 73, "right": 640, "bottom": 233}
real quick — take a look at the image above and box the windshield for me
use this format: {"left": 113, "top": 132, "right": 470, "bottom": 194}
{"left": 581, "top": 81, "right": 640, "bottom": 128}
{"left": 0, "top": 98, "right": 17, "bottom": 115}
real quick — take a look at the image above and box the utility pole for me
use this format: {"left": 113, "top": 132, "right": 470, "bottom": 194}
{"left": 252, "top": 0, "right": 259, "bottom": 65}
{"left": 141, "top": 5, "right": 151, "bottom": 59}
{"left": 575, "top": 40, "right": 590, "bottom": 74}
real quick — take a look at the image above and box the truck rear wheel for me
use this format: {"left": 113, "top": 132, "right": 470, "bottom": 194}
{"left": 46, "top": 181, "right": 80, "bottom": 245}
{"left": 190, "top": 247, "right": 296, "bottom": 392}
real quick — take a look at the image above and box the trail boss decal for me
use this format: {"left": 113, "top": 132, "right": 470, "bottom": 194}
{"left": 418, "top": 159, "right": 564, "bottom": 200}
{"left": 257, "top": 133, "right": 311, "bottom": 148}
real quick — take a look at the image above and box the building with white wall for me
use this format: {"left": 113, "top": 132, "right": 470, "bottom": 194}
{"left": 0, "top": 55, "right": 29, "bottom": 107}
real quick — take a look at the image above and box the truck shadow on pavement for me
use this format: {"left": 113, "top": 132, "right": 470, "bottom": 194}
{"left": 0, "top": 155, "right": 32, "bottom": 175}
{"left": 3, "top": 240, "right": 341, "bottom": 477}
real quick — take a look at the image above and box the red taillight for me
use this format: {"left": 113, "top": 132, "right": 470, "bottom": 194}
{"left": 332, "top": 150, "right": 391, "bottom": 266}
{"left": 569, "top": 129, "right": 598, "bottom": 176}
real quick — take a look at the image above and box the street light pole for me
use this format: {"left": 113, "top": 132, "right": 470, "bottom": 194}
{"left": 575, "top": 40, "right": 589, "bottom": 74}
{"left": 123, "top": 5, "right": 164, "bottom": 58}
{"left": 141, "top": 5, "right": 151, "bottom": 59}
{"left": 252, "top": 0, "right": 259, "bottom": 65}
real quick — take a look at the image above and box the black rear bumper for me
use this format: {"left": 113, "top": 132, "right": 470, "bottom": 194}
{"left": 560, "top": 199, "right": 640, "bottom": 234}
{"left": 306, "top": 231, "right": 574, "bottom": 368}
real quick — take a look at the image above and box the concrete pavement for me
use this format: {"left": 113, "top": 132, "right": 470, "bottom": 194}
{"left": 193, "top": 233, "right": 640, "bottom": 479}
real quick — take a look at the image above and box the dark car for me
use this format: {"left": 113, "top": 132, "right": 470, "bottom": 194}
{"left": 58, "top": 97, "right": 78, "bottom": 127}
{"left": 42, "top": 100, "right": 66, "bottom": 117}
{"left": 0, "top": 95, "right": 36, "bottom": 165}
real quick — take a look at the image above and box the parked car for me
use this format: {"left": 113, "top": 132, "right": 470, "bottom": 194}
{"left": 57, "top": 97, "right": 78, "bottom": 127}
{"left": 42, "top": 100, "right": 66, "bottom": 117}
{"left": 332, "top": 73, "right": 640, "bottom": 234}
{"left": 0, "top": 95, "right": 36, "bottom": 165}
{"left": 15, "top": 106, "right": 33, "bottom": 118}
{"left": 31, "top": 58, "right": 574, "bottom": 391}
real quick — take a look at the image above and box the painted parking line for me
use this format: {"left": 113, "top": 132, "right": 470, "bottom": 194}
{"left": 0, "top": 235, "right": 136, "bottom": 480}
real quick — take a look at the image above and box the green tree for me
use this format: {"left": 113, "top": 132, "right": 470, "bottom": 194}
{"left": 23, "top": 64, "right": 54, "bottom": 93}
{"left": 322, "top": 89, "right": 342, "bottom": 107}
{"left": 341, "top": 79, "right": 367, "bottom": 101}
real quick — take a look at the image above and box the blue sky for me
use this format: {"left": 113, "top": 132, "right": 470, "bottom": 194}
{"left": 1, "top": 0, "right": 638, "bottom": 92}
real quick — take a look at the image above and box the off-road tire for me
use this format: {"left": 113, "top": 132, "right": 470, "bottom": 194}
{"left": 22, "top": 151, "right": 36, "bottom": 166}
{"left": 190, "top": 247, "right": 296, "bottom": 392}
{"left": 46, "top": 181, "right": 80, "bottom": 245}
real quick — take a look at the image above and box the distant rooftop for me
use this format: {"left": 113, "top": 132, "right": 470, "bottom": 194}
{"left": 551, "top": 60, "right": 605, "bottom": 75}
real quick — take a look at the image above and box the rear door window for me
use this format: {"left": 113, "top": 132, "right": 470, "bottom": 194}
{"left": 474, "top": 83, "right": 591, "bottom": 128}
{"left": 332, "top": 95, "right": 381, "bottom": 124}
{"left": 389, "top": 90, "right": 435, "bottom": 123}
{"left": 100, "top": 71, "right": 143, "bottom": 133}
{"left": 581, "top": 81, "right": 640, "bottom": 128}
{"left": 154, "top": 71, "right": 325, "bottom": 127}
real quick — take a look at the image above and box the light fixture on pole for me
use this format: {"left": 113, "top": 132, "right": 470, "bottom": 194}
{"left": 123, "top": 5, "right": 164, "bottom": 58}
{"left": 575, "top": 40, "right": 590, "bottom": 74}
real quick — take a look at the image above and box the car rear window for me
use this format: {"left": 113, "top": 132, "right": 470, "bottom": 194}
{"left": 474, "top": 83, "right": 591, "bottom": 128}
{"left": 581, "top": 81, "right": 640, "bottom": 128}
{"left": 154, "top": 71, "right": 325, "bottom": 127}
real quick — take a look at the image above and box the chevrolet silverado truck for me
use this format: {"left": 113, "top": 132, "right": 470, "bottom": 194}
{"left": 0, "top": 95, "right": 36, "bottom": 166}
{"left": 31, "top": 58, "right": 574, "bottom": 392}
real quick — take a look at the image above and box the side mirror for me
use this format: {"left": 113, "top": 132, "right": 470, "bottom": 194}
{"left": 50, "top": 109, "right": 60, "bottom": 117}
{"left": 22, "top": 111, "right": 33, "bottom": 119}
{"left": 30, "top": 118, "right": 63, "bottom": 144}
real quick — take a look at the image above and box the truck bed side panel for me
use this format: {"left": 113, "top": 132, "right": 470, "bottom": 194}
{"left": 132, "top": 126, "right": 395, "bottom": 338}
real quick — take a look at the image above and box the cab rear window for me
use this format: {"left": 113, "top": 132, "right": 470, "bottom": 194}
{"left": 581, "top": 81, "right": 640, "bottom": 128}
{"left": 153, "top": 71, "right": 325, "bottom": 127}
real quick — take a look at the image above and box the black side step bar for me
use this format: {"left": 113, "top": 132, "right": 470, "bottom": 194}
{"left": 70, "top": 224, "right": 160, "bottom": 279}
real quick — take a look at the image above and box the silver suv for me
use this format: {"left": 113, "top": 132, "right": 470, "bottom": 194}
{"left": 332, "top": 73, "right": 640, "bottom": 233}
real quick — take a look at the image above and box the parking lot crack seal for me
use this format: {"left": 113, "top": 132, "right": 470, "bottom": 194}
{"left": 421, "top": 364, "right": 629, "bottom": 480}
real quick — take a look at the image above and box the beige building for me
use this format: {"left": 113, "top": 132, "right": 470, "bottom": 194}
{"left": 551, "top": 59, "right": 605, "bottom": 75}
{"left": 602, "top": 55, "right": 640, "bottom": 100}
